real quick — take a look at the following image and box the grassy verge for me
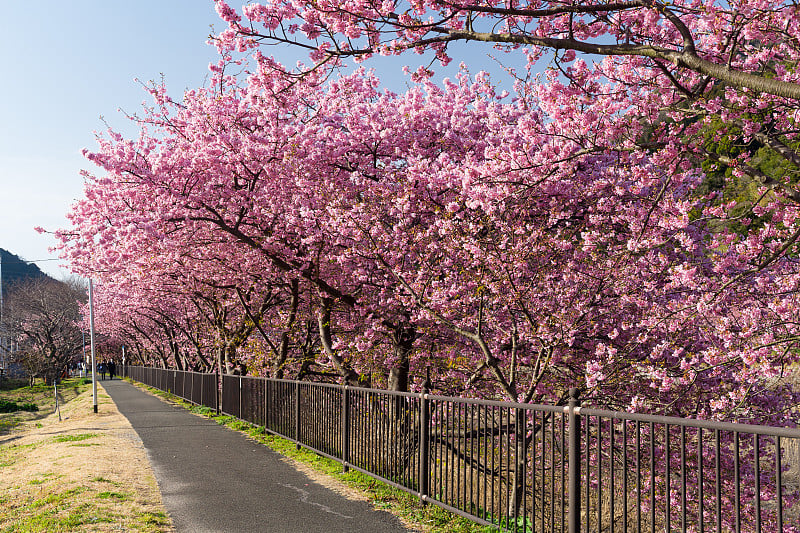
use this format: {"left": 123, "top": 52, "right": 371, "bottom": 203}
{"left": 0, "top": 379, "right": 173, "bottom": 532}
{"left": 134, "top": 380, "right": 495, "bottom": 533}
{"left": 0, "top": 378, "right": 89, "bottom": 434}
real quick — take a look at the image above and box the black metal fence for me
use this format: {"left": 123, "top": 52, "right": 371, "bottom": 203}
{"left": 125, "top": 366, "right": 800, "bottom": 532}
{"left": 125, "top": 366, "right": 218, "bottom": 412}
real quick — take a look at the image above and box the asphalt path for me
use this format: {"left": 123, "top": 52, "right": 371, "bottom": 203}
{"left": 102, "top": 378, "right": 410, "bottom": 533}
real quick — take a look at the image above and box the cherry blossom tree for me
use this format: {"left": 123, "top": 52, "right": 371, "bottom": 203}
{"left": 211, "top": 1, "right": 800, "bottom": 255}
{"left": 194, "top": 0, "right": 800, "bottom": 414}
{"left": 3, "top": 277, "right": 86, "bottom": 385}
{"left": 54, "top": 59, "right": 800, "bottom": 528}
{"left": 55, "top": 59, "right": 799, "bottom": 422}
{"left": 48, "top": 4, "right": 800, "bottom": 529}
{"left": 213, "top": 0, "right": 800, "bottom": 98}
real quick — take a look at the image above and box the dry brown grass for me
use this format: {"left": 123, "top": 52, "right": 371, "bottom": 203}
{"left": 0, "top": 381, "right": 173, "bottom": 532}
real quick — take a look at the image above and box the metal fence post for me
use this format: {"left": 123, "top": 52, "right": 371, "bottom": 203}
{"left": 342, "top": 385, "right": 350, "bottom": 472}
{"left": 295, "top": 381, "right": 301, "bottom": 450}
{"left": 568, "top": 388, "right": 581, "bottom": 533}
{"left": 263, "top": 379, "right": 268, "bottom": 428}
{"left": 216, "top": 372, "right": 221, "bottom": 415}
{"left": 419, "top": 385, "right": 430, "bottom": 504}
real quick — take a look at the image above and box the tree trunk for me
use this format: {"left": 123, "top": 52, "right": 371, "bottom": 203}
{"left": 317, "top": 298, "right": 360, "bottom": 386}
{"left": 223, "top": 342, "right": 239, "bottom": 374}
{"left": 386, "top": 323, "right": 418, "bottom": 480}
{"left": 508, "top": 409, "right": 528, "bottom": 519}
{"left": 216, "top": 345, "right": 225, "bottom": 376}
{"left": 173, "top": 342, "right": 185, "bottom": 371}
{"left": 275, "top": 280, "right": 299, "bottom": 379}
{"left": 387, "top": 324, "right": 415, "bottom": 393}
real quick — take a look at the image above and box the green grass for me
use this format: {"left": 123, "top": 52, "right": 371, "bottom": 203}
{"left": 136, "top": 510, "right": 171, "bottom": 529}
{"left": 52, "top": 433, "right": 98, "bottom": 443}
{"left": 0, "top": 469, "right": 162, "bottom": 531}
{"left": 30, "top": 487, "right": 86, "bottom": 510}
{"left": 3, "top": 442, "right": 40, "bottom": 453}
{"left": 188, "top": 405, "right": 216, "bottom": 416}
{"left": 0, "top": 441, "right": 36, "bottom": 468}
{"left": 0, "top": 380, "right": 172, "bottom": 533}
{"left": 92, "top": 476, "right": 121, "bottom": 485}
{"left": 27, "top": 474, "right": 57, "bottom": 486}
{"left": 97, "top": 491, "right": 129, "bottom": 500}
{"left": 0, "top": 500, "right": 117, "bottom": 532}
{"left": 0, "top": 378, "right": 90, "bottom": 434}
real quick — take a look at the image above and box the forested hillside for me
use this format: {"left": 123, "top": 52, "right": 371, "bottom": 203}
{"left": 0, "top": 248, "right": 47, "bottom": 301}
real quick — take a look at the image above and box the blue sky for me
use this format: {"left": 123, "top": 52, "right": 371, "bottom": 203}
{"left": 0, "top": 1, "right": 521, "bottom": 279}
{"left": 1, "top": 1, "right": 224, "bottom": 278}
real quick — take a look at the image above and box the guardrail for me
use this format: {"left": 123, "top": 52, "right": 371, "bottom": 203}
{"left": 125, "top": 366, "right": 800, "bottom": 532}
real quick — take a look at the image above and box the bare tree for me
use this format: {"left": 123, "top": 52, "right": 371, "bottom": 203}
{"left": 2, "top": 277, "right": 86, "bottom": 385}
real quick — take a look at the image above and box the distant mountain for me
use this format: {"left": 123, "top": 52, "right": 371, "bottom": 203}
{"left": 0, "top": 248, "right": 49, "bottom": 302}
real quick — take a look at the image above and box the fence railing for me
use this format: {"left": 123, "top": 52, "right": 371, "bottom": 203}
{"left": 124, "top": 366, "right": 218, "bottom": 412}
{"left": 124, "top": 366, "right": 800, "bottom": 532}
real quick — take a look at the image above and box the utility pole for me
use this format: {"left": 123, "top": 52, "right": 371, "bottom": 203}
{"left": 81, "top": 329, "right": 87, "bottom": 377}
{"left": 89, "top": 279, "right": 98, "bottom": 413}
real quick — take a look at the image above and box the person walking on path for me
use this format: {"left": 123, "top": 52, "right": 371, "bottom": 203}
{"left": 101, "top": 379, "right": 410, "bottom": 533}
{"left": 108, "top": 360, "right": 116, "bottom": 380}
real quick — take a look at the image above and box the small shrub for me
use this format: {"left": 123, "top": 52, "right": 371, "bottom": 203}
{"left": 0, "top": 399, "right": 39, "bottom": 413}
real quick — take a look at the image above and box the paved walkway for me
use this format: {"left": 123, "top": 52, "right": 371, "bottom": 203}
{"left": 102, "top": 379, "right": 410, "bottom": 533}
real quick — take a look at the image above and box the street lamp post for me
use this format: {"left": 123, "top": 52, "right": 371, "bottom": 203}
{"left": 89, "top": 279, "right": 97, "bottom": 414}
{"left": 81, "top": 329, "right": 86, "bottom": 378}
